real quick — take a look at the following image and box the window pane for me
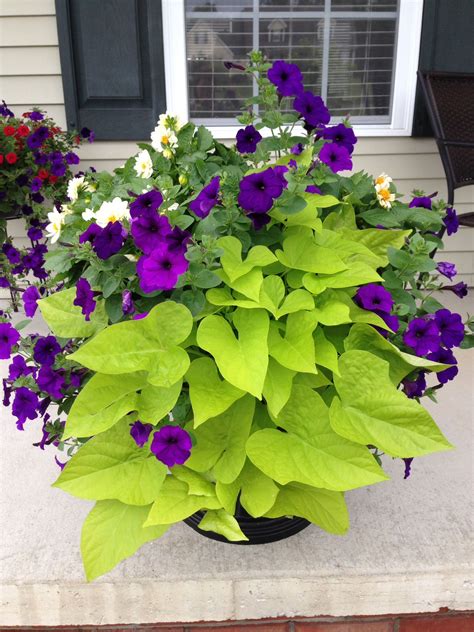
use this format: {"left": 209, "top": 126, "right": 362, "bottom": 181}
{"left": 331, "top": 0, "right": 398, "bottom": 11}
{"left": 259, "top": 18, "right": 324, "bottom": 95}
{"left": 327, "top": 18, "right": 396, "bottom": 119}
{"left": 186, "top": 16, "right": 253, "bottom": 119}
{"left": 186, "top": 1, "right": 253, "bottom": 12}
{"left": 260, "top": 0, "right": 325, "bottom": 11}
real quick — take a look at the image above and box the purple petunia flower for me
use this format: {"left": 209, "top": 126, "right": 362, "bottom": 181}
{"left": 236, "top": 125, "right": 262, "bottom": 154}
{"left": 165, "top": 226, "right": 192, "bottom": 255}
{"left": 321, "top": 124, "right": 357, "bottom": 153}
{"left": 12, "top": 387, "right": 39, "bottom": 430}
{"left": 33, "top": 335, "right": 61, "bottom": 367}
{"left": 122, "top": 289, "right": 135, "bottom": 316}
{"left": 2, "top": 243, "right": 21, "bottom": 265}
{"left": 16, "top": 175, "right": 29, "bottom": 188}
{"left": 28, "top": 111, "right": 44, "bottom": 121}
{"left": 74, "top": 278, "right": 96, "bottom": 321}
{"left": 130, "top": 190, "right": 163, "bottom": 218}
{"left": 50, "top": 160, "right": 67, "bottom": 177}
{"left": 319, "top": 142, "right": 352, "bottom": 173}
{"left": 305, "top": 184, "right": 322, "bottom": 195}
{"left": 443, "top": 207, "right": 459, "bottom": 236}
{"left": 130, "top": 420, "right": 153, "bottom": 448}
{"left": 133, "top": 311, "right": 149, "bottom": 320}
{"left": 0, "top": 277, "right": 9, "bottom": 289}
{"left": 355, "top": 284, "right": 394, "bottom": 314}
{"left": 409, "top": 196, "right": 432, "bottom": 209}
{"left": 36, "top": 366, "right": 65, "bottom": 399}
{"left": 434, "top": 309, "right": 464, "bottom": 348}
{"left": 22, "top": 286, "right": 41, "bottom": 318}
{"left": 27, "top": 225, "right": 43, "bottom": 242}
{"left": 79, "top": 223, "right": 102, "bottom": 245}
{"left": 291, "top": 143, "right": 304, "bottom": 155}
{"left": 442, "top": 281, "right": 468, "bottom": 299}
{"left": 131, "top": 210, "right": 172, "bottom": 254}
{"left": 30, "top": 177, "right": 43, "bottom": 193}
{"left": 238, "top": 168, "right": 285, "bottom": 215}
{"left": 0, "top": 100, "right": 14, "bottom": 117}
{"left": 189, "top": 176, "right": 221, "bottom": 218}
{"left": 31, "top": 192, "right": 45, "bottom": 204}
{"left": 0, "top": 323, "right": 20, "bottom": 360}
{"left": 267, "top": 60, "right": 304, "bottom": 97}
{"left": 93, "top": 221, "right": 126, "bottom": 260}
{"left": 402, "top": 372, "right": 426, "bottom": 399}
{"left": 427, "top": 347, "right": 459, "bottom": 384}
{"left": 80, "top": 127, "right": 95, "bottom": 142}
{"left": 2, "top": 379, "right": 11, "bottom": 407}
{"left": 8, "top": 355, "right": 34, "bottom": 381}
{"left": 137, "top": 246, "right": 189, "bottom": 293}
{"left": 403, "top": 318, "right": 440, "bottom": 356}
{"left": 293, "top": 91, "right": 330, "bottom": 128}
{"left": 65, "top": 152, "right": 80, "bottom": 165}
{"left": 436, "top": 261, "right": 457, "bottom": 280}
{"left": 150, "top": 425, "right": 192, "bottom": 467}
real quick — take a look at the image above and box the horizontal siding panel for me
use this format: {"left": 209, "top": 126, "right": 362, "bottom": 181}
{"left": 441, "top": 228, "right": 474, "bottom": 253}
{"left": 0, "top": 16, "right": 58, "bottom": 46}
{"left": 0, "top": 46, "right": 60, "bottom": 75}
{"left": 0, "top": 0, "right": 55, "bottom": 16}
{"left": 354, "top": 137, "right": 438, "bottom": 156}
{"left": 77, "top": 141, "right": 145, "bottom": 161}
{"left": 0, "top": 75, "right": 64, "bottom": 104}
{"left": 435, "top": 250, "right": 474, "bottom": 274}
{"left": 352, "top": 153, "right": 445, "bottom": 180}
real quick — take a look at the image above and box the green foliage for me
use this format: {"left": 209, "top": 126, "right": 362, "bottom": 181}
{"left": 38, "top": 288, "right": 108, "bottom": 338}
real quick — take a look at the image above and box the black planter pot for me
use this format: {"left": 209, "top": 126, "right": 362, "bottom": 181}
{"left": 183, "top": 503, "right": 310, "bottom": 545}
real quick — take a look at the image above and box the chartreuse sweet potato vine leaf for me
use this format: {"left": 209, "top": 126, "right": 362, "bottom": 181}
{"left": 312, "top": 290, "right": 392, "bottom": 331}
{"left": 330, "top": 350, "right": 453, "bottom": 458}
{"left": 246, "top": 384, "right": 388, "bottom": 491}
{"left": 268, "top": 310, "right": 319, "bottom": 374}
{"left": 303, "top": 261, "right": 383, "bottom": 295}
{"left": 81, "top": 500, "right": 169, "bottom": 582}
{"left": 340, "top": 228, "right": 412, "bottom": 266}
{"left": 314, "top": 327, "right": 339, "bottom": 376}
{"left": 144, "top": 476, "right": 222, "bottom": 526}
{"left": 215, "top": 267, "right": 263, "bottom": 302}
{"left": 264, "top": 483, "right": 349, "bottom": 535}
{"left": 276, "top": 231, "right": 347, "bottom": 274}
{"left": 197, "top": 308, "right": 269, "bottom": 398}
{"left": 262, "top": 357, "right": 296, "bottom": 417}
{"left": 198, "top": 509, "right": 248, "bottom": 542}
{"left": 68, "top": 301, "right": 193, "bottom": 387}
{"left": 137, "top": 379, "right": 183, "bottom": 424}
{"left": 217, "top": 235, "right": 277, "bottom": 282}
{"left": 64, "top": 371, "right": 147, "bottom": 439}
{"left": 207, "top": 275, "right": 314, "bottom": 319}
{"left": 185, "top": 395, "right": 255, "bottom": 484}
{"left": 53, "top": 417, "right": 167, "bottom": 505}
{"left": 38, "top": 287, "right": 108, "bottom": 338}
{"left": 344, "top": 324, "right": 450, "bottom": 385}
{"left": 186, "top": 357, "right": 245, "bottom": 427}
{"left": 314, "top": 229, "right": 383, "bottom": 269}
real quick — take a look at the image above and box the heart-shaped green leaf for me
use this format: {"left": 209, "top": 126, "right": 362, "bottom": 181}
{"left": 38, "top": 287, "right": 108, "bottom": 338}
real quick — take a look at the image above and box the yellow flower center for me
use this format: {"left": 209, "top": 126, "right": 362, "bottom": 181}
{"left": 379, "top": 188, "right": 391, "bottom": 201}
{"left": 161, "top": 134, "right": 170, "bottom": 145}
{"left": 375, "top": 176, "right": 386, "bottom": 186}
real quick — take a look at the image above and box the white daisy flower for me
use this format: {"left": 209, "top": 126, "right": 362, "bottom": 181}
{"left": 377, "top": 187, "right": 396, "bottom": 209}
{"left": 45, "top": 208, "right": 65, "bottom": 243}
{"left": 134, "top": 149, "right": 154, "bottom": 179}
{"left": 61, "top": 204, "right": 73, "bottom": 216}
{"left": 374, "top": 173, "right": 392, "bottom": 192}
{"left": 82, "top": 208, "right": 95, "bottom": 221}
{"left": 95, "top": 197, "right": 130, "bottom": 227}
{"left": 151, "top": 124, "right": 178, "bottom": 152}
{"left": 158, "top": 112, "right": 182, "bottom": 132}
{"left": 67, "top": 175, "right": 94, "bottom": 202}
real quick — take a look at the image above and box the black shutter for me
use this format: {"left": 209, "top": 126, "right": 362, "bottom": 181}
{"left": 55, "top": 0, "right": 166, "bottom": 140}
{"left": 412, "top": 0, "right": 474, "bottom": 136}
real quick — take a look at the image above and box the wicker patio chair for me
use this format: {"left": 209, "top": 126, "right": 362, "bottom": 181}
{"left": 418, "top": 71, "right": 474, "bottom": 227}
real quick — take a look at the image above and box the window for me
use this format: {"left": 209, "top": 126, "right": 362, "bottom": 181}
{"left": 162, "top": 0, "right": 424, "bottom": 136}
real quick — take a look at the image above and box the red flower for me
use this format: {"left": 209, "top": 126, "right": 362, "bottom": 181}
{"left": 51, "top": 126, "right": 62, "bottom": 134}
{"left": 5, "top": 152, "right": 18, "bottom": 164}
{"left": 3, "top": 125, "right": 16, "bottom": 136}
{"left": 38, "top": 169, "right": 49, "bottom": 180}
{"left": 48, "top": 174, "right": 58, "bottom": 184}
{"left": 15, "top": 124, "right": 30, "bottom": 138}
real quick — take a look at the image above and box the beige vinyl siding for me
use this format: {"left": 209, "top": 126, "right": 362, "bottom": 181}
{"left": 1, "top": 1, "right": 472, "bottom": 287}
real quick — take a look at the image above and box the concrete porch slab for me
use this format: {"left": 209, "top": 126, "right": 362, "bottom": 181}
{"left": 0, "top": 294, "right": 473, "bottom": 627}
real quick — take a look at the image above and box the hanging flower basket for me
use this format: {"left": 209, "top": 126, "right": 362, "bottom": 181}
{"left": 1, "top": 53, "right": 472, "bottom": 581}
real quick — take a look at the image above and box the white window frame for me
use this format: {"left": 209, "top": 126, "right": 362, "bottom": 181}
{"left": 161, "top": 0, "right": 424, "bottom": 139}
